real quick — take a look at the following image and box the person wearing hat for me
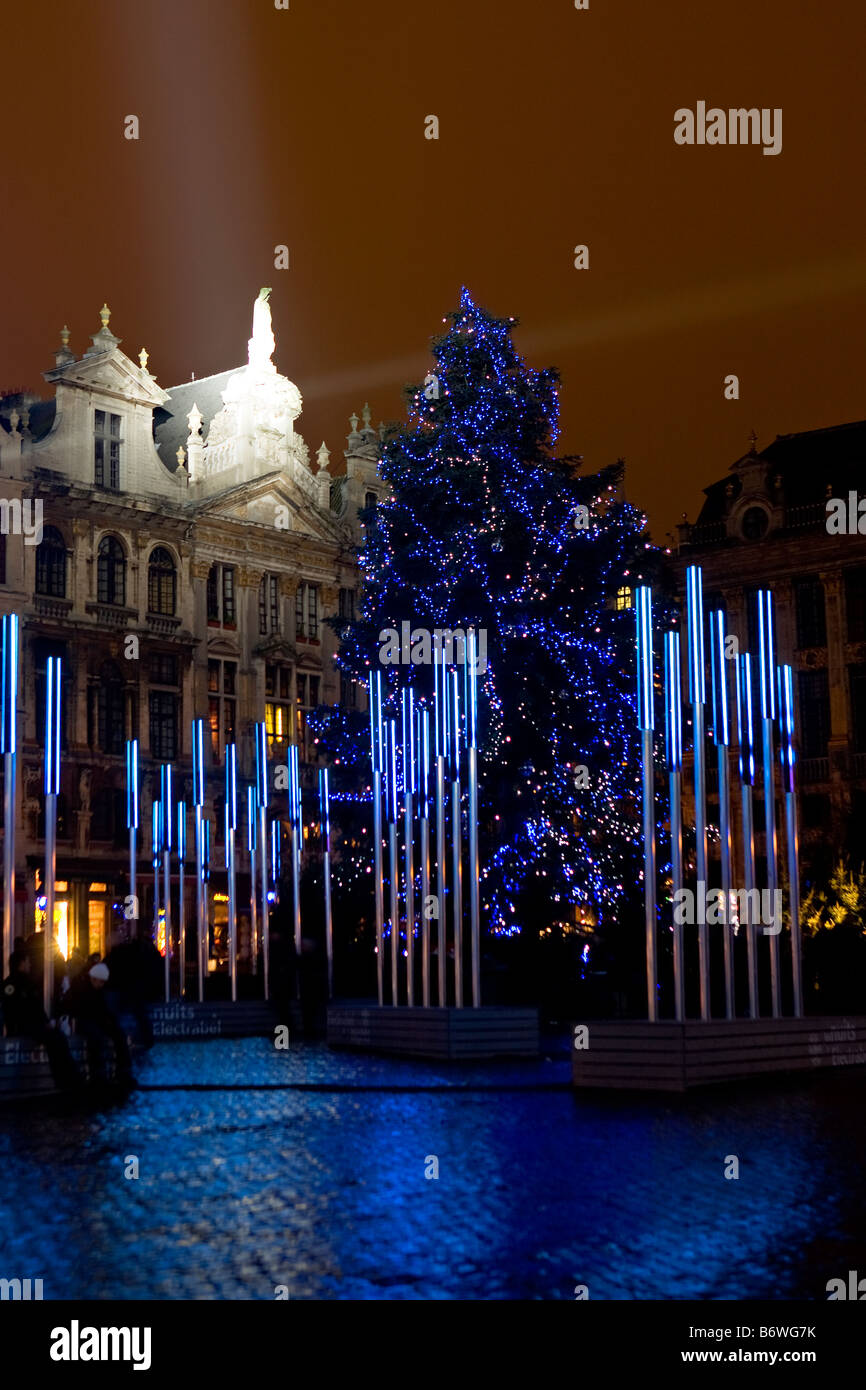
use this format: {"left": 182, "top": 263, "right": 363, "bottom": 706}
{"left": 66, "top": 959, "right": 134, "bottom": 1089}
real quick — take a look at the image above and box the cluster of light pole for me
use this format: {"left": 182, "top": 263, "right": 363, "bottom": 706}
{"left": 5, "top": 677, "right": 289, "bottom": 1006}
{"left": 142, "top": 722, "right": 283, "bottom": 1004}
{"left": 368, "top": 630, "right": 482, "bottom": 1009}
{"left": 636, "top": 569, "right": 803, "bottom": 1021}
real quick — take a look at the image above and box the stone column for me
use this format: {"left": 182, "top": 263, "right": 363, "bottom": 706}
{"left": 72, "top": 518, "right": 91, "bottom": 613}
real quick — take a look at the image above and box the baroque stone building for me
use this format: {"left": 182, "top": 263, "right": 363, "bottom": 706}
{"left": 0, "top": 291, "right": 382, "bottom": 963}
{"left": 670, "top": 420, "right": 866, "bottom": 876}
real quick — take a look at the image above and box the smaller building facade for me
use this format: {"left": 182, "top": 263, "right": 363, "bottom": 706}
{"left": 670, "top": 420, "right": 866, "bottom": 876}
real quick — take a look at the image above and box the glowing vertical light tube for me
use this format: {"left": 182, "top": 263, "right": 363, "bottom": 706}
{"left": 664, "top": 630, "right": 684, "bottom": 1022}
{"left": 385, "top": 716, "right": 399, "bottom": 1004}
{"left": 417, "top": 704, "right": 431, "bottom": 1007}
{"left": 152, "top": 800, "right": 160, "bottom": 957}
{"left": 369, "top": 670, "right": 384, "bottom": 1006}
{"left": 289, "top": 742, "right": 301, "bottom": 958}
{"left": 402, "top": 686, "right": 416, "bottom": 1006}
{"left": 467, "top": 628, "right": 481, "bottom": 1008}
{"left": 177, "top": 799, "right": 186, "bottom": 998}
{"left": 125, "top": 738, "right": 139, "bottom": 944}
{"left": 757, "top": 589, "right": 781, "bottom": 1017}
{"left": 42, "top": 654, "right": 62, "bottom": 1016}
{"left": 434, "top": 643, "right": 448, "bottom": 1006}
{"left": 247, "top": 785, "right": 258, "bottom": 980}
{"left": 319, "top": 766, "right": 333, "bottom": 1000}
{"left": 270, "top": 819, "right": 280, "bottom": 889}
{"left": 636, "top": 587, "right": 657, "bottom": 1021}
{"left": 225, "top": 742, "right": 238, "bottom": 1002}
{"left": 1, "top": 614, "right": 18, "bottom": 984}
{"left": 449, "top": 667, "right": 464, "bottom": 1007}
{"left": 254, "top": 720, "right": 269, "bottom": 999}
{"left": 710, "top": 610, "right": 734, "bottom": 1019}
{"left": 192, "top": 718, "right": 206, "bottom": 1002}
{"left": 736, "top": 654, "right": 758, "bottom": 1018}
{"left": 160, "top": 762, "right": 173, "bottom": 1002}
{"left": 686, "top": 565, "right": 709, "bottom": 1019}
{"left": 778, "top": 663, "right": 802, "bottom": 1018}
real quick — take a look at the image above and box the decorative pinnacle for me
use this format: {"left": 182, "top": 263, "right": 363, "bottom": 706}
{"left": 99, "top": 303, "right": 111, "bottom": 331}
{"left": 187, "top": 403, "right": 203, "bottom": 437}
{"left": 316, "top": 441, "right": 331, "bottom": 471}
{"left": 139, "top": 347, "right": 149, "bottom": 370}
{"left": 349, "top": 411, "right": 359, "bottom": 433}
{"left": 176, "top": 446, "right": 186, "bottom": 468}
{"left": 361, "top": 402, "right": 372, "bottom": 429}
{"left": 60, "top": 325, "right": 70, "bottom": 349}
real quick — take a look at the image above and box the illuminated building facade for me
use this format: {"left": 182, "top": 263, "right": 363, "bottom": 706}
{"left": 0, "top": 294, "right": 382, "bottom": 960}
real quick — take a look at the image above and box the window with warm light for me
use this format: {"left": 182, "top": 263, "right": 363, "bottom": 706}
{"left": 296, "top": 671, "right": 320, "bottom": 758}
{"left": 265, "top": 663, "right": 291, "bottom": 751}
{"left": 208, "top": 659, "right": 236, "bottom": 760}
{"left": 615, "top": 586, "right": 633, "bottom": 612}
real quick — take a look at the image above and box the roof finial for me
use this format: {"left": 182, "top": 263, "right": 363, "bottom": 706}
{"left": 99, "top": 303, "right": 111, "bottom": 331}
{"left": 139, "top": 347, "right": 149, "bottom": 370}
{"left": 60, "top": 325, "right": 70, "bottom": 349}
{"left": 317, "top": 441, "right": 331, "bottom": 471}
{"left": 349, "top": 411, "right": 359, "bottom": 434}
{"left": 361, "top": 402, "right": 372, "bottom": 430}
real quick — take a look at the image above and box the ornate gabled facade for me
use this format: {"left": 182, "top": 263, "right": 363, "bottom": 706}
{"left": 0, "top": 292, "right": 384, "bottom": 965}
{"left": 670, "top": 419, "right": 866, "bottom": 872}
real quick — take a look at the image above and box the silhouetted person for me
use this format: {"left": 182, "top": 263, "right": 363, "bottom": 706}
{"left": 67, "top": 962, "right": 134, "bottom": 1088}
{"left": 268, "top": 912, "right": 297, "bottom": 1027}
{"left": 23, "top": 931, "right": 66, "bottom": 1016}
{"left": 106, "top": 929, "right": 155, "bottom": 1047}
{"left": 1, "top": 949, "right": 81, "bottom": 1090}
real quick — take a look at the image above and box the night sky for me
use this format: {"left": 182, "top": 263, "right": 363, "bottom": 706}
{"left": 2, "top": 0, "right": 864, "bottom": 540}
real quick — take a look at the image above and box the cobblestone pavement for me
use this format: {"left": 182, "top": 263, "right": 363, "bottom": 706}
{"left": 1, "top": 1040, "right": 864, "bottom": 1299}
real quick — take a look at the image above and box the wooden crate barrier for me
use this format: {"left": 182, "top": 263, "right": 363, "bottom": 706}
{"left": 571, "top": 1017, "right": 866, "bottom": 1091}
{"left": 327, "top": 1005, "right": 539, "bottom": 1060}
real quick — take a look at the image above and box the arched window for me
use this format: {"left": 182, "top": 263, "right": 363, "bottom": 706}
{"left": 35, "top": 526, "right": 67, "bottom": 598}
{"left": 148, "top": 547, "right": 176, "bottom": 615}
{"left": 742, "top": 507, "right": 769, "bottom": 542}
{"left": 97, "top": 535, "right": 126, "bottom": 606}
{"left": 97, "top": 661, "right": 125, "bottom": 755}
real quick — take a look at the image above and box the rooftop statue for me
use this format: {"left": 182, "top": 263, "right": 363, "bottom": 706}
{"left": 248, "top": 287, "right": 275, "bottom": 371}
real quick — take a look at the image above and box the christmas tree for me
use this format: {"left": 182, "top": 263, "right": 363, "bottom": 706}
{"left": 317, "top": 288, "right": 661, "bottom": 944}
